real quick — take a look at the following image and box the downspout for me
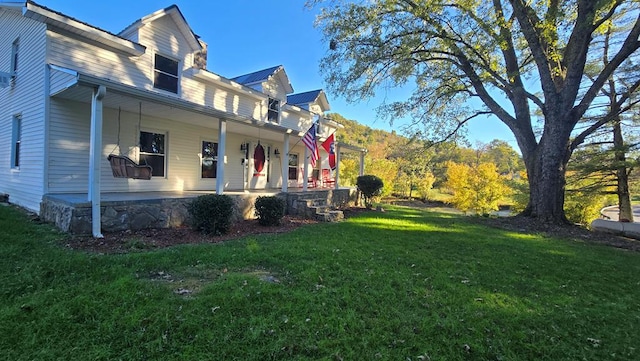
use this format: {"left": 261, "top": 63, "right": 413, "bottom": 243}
{"left": 335, "top": 143, "right": 341, "bottom": 189}
{"left": 89, "top": 85, "right": 106, "bottom": 238}
{"left": 303, "top": 146, "right": 309, "bottom": 191}
{"left": 216, "top": 119, "right": 227, "bottom": 194}
{"left": 281, "top": 134, "right": 289, "bottom": 192}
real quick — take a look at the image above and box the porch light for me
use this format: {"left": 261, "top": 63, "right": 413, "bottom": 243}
{"left": 274, "top": 148, "right": 280, "bottom": 158}
{"left": 240, "top": 143, "right": 248, "bottom": 151}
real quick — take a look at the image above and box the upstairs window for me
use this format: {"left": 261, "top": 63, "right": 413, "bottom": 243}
{"left": 11, "top": 114, "right": 21, "bottom": 168}
{"left": 153, "top": 54, "right": 179, "bottom": 93}
{"left": 140, "top": 131, "right": 166, "bottom": 177}
{"left": 11, "top": 38, "right": 18, "bottom": 79}
{"left": 268, "top": 98, "right": 279, "bottom": 122}
{"left": 201, "top": 141, "right": 218, "bottom": 178}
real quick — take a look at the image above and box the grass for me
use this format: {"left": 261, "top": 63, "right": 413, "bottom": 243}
{"left": 1, "top": 205, "right": 639, "bottom": 360}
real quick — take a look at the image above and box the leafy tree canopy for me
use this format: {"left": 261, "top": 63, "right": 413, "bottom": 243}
{"left": 311, "top": 0, "right": 640, "bottom": 223}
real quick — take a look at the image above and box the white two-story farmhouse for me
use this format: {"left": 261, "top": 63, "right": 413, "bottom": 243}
{"left": 0, "top": 1, "right": 366, "bottom": 237}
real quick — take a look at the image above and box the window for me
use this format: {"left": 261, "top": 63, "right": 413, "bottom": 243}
{"left": 153, "top": 54, "right": 179, "bottom": 93}
{"left": 11, "top": 115, "right": 21, "bottom": 168}
{"left": 11, "top": 38, "right": 18, "bottom": 78}
{"left": 268, "top": 98, "right": 279, "bottom": 122}
{"left": 140, "top": 131, "right": 166, "bottom": 177}
{"left": 288, "top": 153, "right": 298, "bottom": 180}
{"left": 201, "top": 141, "right": 218, "bottom": 178}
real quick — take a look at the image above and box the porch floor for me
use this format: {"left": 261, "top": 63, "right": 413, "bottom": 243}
{"left": 44, "top": 187, "right": 346, "bottom": 206}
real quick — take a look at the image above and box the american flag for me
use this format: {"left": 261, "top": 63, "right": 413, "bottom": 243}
{"left": 301, "top": 122, "right": 319, "bottom": 167}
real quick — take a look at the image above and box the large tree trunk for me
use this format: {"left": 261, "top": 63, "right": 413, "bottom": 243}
{"left": 523, "top": 151, "right": 570, "bottom": 223}
{"left": 613, "top": 119, "right": 634, "bottom": 222}
{"left": 519, "top": 115, "right": 573, "bottom": 224}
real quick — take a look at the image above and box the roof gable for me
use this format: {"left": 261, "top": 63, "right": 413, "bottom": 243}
{"left": 18, "top": 1, "right": 145, "bottom": 56}
{"left": 287, "top": 89, "right": 330, "bottom": 112}
{"left": 119, "top": 4, "right": 201, "bottom": 52}
{"left": 232, "top": 65, "right": 294, "bottom": 94}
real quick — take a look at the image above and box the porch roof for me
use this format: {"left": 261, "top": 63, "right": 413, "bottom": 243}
{"left": 48, "top": 65, "right": 309, "bottom": 142}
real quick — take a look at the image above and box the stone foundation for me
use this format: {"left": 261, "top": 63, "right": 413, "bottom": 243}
{"left": 41, "top": 189, "right": 357, "bottom": 235}
{"left": 40, "top": 197, "right": 195, "bottom": 235}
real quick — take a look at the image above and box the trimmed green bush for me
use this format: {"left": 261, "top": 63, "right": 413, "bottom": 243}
{"left": 357, "top": 175, "right": 384, "bottom": 208}
{"left": 255, "top": 196, "right": 286, "bottom": 226}
{"left": 188, "top": 194, "right": 234, "bottom": 235}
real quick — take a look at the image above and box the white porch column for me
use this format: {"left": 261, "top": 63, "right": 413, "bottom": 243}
{"left": 303, "top": 146, "right": 309, "bottom": 191}
{"left": 89, "top": 85, "right": 106, "bottom": 238}
{"left": 335, "top": 143, "right": 341, "bottom": 189}
{"left": 216, "top": 119, "right": 227, "bottom": 194}
{"left": 359, "top": 150, "right": 365, "bottom": 176}
{"left": 281, "top": 134, "right": 289, "bottom": 192}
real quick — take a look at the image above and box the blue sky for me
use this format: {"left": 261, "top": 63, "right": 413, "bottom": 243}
{"left": 36, "top": 0, "right": 515, "bottom": 148}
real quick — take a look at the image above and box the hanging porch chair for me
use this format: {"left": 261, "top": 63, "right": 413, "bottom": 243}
{"left": 107, "top": 154, "right": 153, "bottom": 180}
{"left": 106, "top": 105, "right": 152, "bottom": 180}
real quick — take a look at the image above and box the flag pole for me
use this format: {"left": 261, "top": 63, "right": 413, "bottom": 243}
{"left": 286, "top": 121, "right": 318, "bottom": 158}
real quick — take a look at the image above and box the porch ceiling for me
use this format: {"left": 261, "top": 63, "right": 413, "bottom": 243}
{"left": 51, "top": 83, "right": 299, "bottom": 143}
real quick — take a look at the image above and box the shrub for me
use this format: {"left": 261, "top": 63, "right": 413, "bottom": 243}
{"left": 356, "top": 175, "right": 384, "bottom": 208}
{"left": 188, "top": 194, "right": 234, "bottom": 235}
{"left": 255, "top": 196, "right": 286, "bottom": 226}
{"left": 445, "top": 161, "right": 509, "bottom": 215}
{"left": 564, "top": 181, "right": 612, "bottom": 226}
{"left": 505, "top": 170, "right": 530, "bottom": 213}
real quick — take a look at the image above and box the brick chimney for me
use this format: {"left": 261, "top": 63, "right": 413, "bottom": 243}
{"left": 194, "top": 39, "right": 207, "bottom": 70}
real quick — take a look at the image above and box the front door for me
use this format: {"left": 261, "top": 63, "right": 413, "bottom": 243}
{"left": 249, "top": 142, "right": 269, "bottom": 189}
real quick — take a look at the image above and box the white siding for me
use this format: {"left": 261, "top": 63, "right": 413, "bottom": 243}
{"left": 47, "top": 17, "right": 264, "bottom": 123}
{"left": 138, "top": 15, "right": 194, "bottom": 68}
{"left": 47, "top": 30, "right": 151, "bottom": 90}
{"left": 49, "top": 66, "right": 79, "bottom": 95}
{"left": 309, "top": 103, "right": 323, "bottom": 116}
{"left": 1, "top": 7, "right": 326, "bottom": 211}
{"left": 47, "top": 98, "right": 261, "bottom": 193}
{"left": 182, "top": 77, "right": 263, "bottom": 121}
{"left": 261, "top": 76, "right": 288, "bottom": 102}
{"left": 281, "top": 108, "right": 313, "bottom": 132}
{"left": 0, "top": 9, "right": 48, "bottom": 212}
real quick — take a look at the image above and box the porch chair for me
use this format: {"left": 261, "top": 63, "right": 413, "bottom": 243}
{"left": 107, "top": 154, "right": 153, "bottom": 180}
{"left": 308, "top": 169, "right": 320, "bottom": 188}
{"left": 322, "top": 168, "right": 335, "bottom": 188}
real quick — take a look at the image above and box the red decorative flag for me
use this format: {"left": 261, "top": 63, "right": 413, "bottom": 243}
{"left": 321, "top": 133, "right": 336, "bottom": 170}
{"left": 253, "top": 143, "right": 265, "bottom": 176}
{"left": 301, "top": 122, "right": 319, "bottom": 167}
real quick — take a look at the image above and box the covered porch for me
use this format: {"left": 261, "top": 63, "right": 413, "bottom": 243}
{"left": 47, "top": 65, "right": 366, "bottom": 237}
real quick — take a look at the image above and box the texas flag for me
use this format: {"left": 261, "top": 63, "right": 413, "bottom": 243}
{"left": 321, "top": 133, "right": 336, "bottom": 170}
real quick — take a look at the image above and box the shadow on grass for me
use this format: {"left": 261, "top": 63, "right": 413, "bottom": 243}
{"left": 2, "top": 204, "right": 639, "bottom": 360}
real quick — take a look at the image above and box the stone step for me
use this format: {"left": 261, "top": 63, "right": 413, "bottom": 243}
{"left": 293, "top": 197, "right": 343, "bottom": 222}
{"left": 316, "top": 210, "right": 344, "bottom": 222}
{"left": 309, "top": 205, "right": 331, "bottom": 215}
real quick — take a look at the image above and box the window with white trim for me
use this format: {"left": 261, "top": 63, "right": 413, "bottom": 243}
{"left": 288, "top": 153, "right": 298, "bottom": 180}
{"left": 201, "top": 140, "right": 218, "bottom": 178}
{"left": 153, "top": 54, "right": 179, "bottom": 93}
{"left": 140, "top": 131, "right": 166, "bottom": 177}
{"left": 268, "top": 98, "right": 279, "bottom": 122}
{"left": 11, "top": 114, "right": 21, "bottom": 169}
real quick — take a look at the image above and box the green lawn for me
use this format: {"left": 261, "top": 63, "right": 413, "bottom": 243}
{"left": 1, "top": 204, "right": 639, "bottom": 360}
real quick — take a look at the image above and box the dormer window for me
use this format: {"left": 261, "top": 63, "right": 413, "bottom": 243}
{"left": 153, "top": 54, "right": 179, "bottom": 93}
{"left": 268, "top": 98, "right": 280, "bottom": 122}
